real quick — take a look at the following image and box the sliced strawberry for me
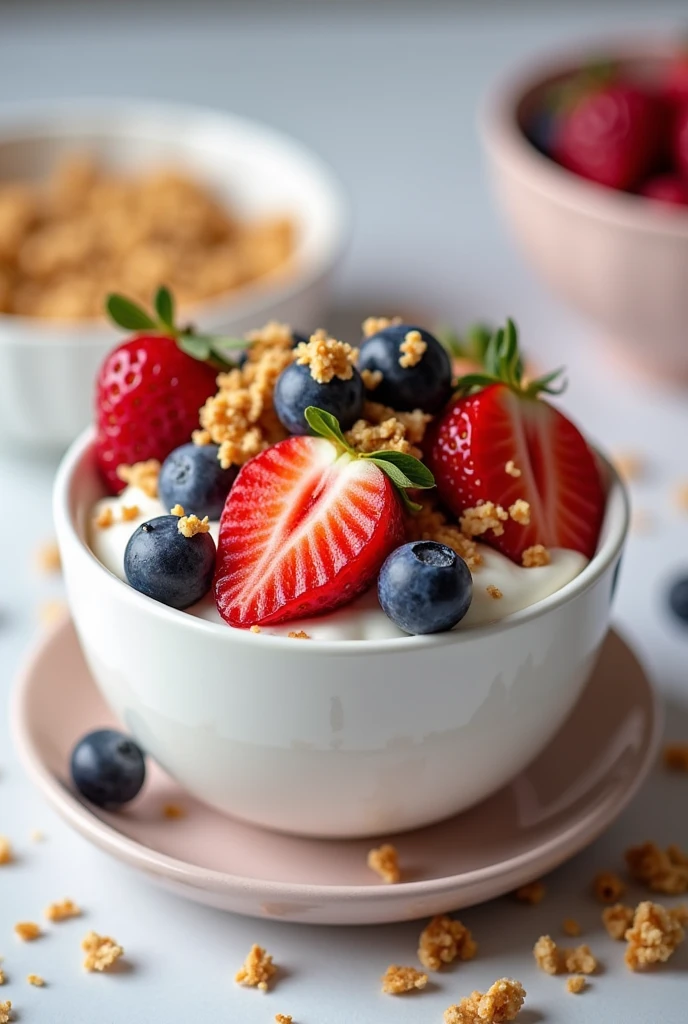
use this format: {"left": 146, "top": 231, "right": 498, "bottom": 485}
{"left": 215, "top": 435, "right": 406, "bottom": 626}
{"left": 426, "top": 323, "right": 605, "bottom": 563}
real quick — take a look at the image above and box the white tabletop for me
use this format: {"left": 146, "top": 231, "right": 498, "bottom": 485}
{"left": 2, "top": 2, "right": 688, "bottom": 1021}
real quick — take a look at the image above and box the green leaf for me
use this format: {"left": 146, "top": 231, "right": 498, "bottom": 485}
{"left": 154, "top": 286, "right": 175, "bottom": 330}
{"left": 209, "top": 336, "right": 252, "bottom": 357}
{"left": 364, "top": 450, "right": 435, "bottom": 489}
{"left": 105, "top": 293, "right": 157, "bottom": 331}
{"left": 434, "top": 325, "right": 465, "bottom": 359}
{"left": 177, "top": 334, "right": 212, "bottom": 362}
{"left": 304, "top": 407, "right": 354, "bottom": 452}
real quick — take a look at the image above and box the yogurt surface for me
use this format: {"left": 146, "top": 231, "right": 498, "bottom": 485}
{"left": 89, "top": 486, "right": 588, "bottom": 640}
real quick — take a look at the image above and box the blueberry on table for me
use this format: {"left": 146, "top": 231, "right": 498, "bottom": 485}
{"left": 668, "top": 576, "right": 688, "bottom": 624}
{"left": 70, "top": 729, "right": 146, "bottom": 809}
{"left": 274, "top": 361, "right": 364, "bottom": 435}
{"left": 358, "top": 324, "right": 452, "bottom": 413}
{"left": 124, "top": 515, "right": 216, "bottom": 610}
{"left": 159, "top": 443, "right": 237, "bottom": 519}
{"left": 378, "top": 540, "right": 472, "bottom": 635}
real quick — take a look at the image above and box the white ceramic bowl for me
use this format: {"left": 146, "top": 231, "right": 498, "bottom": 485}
{"left": 0, "top": 99, "right": 347, "bottom": 451}
{"left": 54, "top": 430, "right": 629, "bottom": 839}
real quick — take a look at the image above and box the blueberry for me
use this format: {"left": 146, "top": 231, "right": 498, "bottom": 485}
{"left": 70, "top": 728, "right": 146, "bottom": 808}
{"left": 668, "top": 576, "right": 688, "bottom": 624}
{"left": 526, "top": 108, "right": 557, "bottom": 156}
{"left": 124, "top": 515, "right": 216, "bottom": 609}
{"left": 159, "top": 443, "right": 237, "bottom": 520}
{"left": 358, "top": 324, "right": 452, "bottom": 413}
{"left": 274, "top": 361, "right": 364, "bottom": 435}
{"left": 378, "top": 541, "right": 472, "bottom": 634}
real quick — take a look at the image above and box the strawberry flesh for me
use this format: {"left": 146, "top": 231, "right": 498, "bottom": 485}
{"left": 214, "top": 436, "right": 405, "bottom": 626}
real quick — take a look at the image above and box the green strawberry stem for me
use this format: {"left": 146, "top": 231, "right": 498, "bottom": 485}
{"left": 454, "top": 319, "right": 566, "bottom": 400}
{"left": 105, "top": 287, "right": 247, "bottom": 372}
{"left": 304, "top": 406, "right": 434, "bottom": 513}
{"left": 435, "top": 322, "right": 493, "bottom": 364}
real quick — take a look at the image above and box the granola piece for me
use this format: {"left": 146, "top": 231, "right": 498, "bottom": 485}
{"left": 27, "top": 974, "right": 44, "bottom": 987}
{"left": 38, "top": 599, "right": 66, "bottom": 626}
{"left": 294, "top": 330, "right": 357, "bottom": 383}
{"left": 671, "top": 904, "right": 688, "bottom": 926}
{"left": 674, "top": 481, "right": 688, "bottom": 512}
{"left": 94, "top": 506, "right": 114, "bottom": 529}
{"left": 275, "top": 1016, "right": 292, "bottom": 1024}
{"left": 508, "top": 499, "right": 530, "bottom": 526}
{"left": 663, "top": 743, "right": 688, "bottom": 772}
{"left": 346, "top": 400, "right": 431, "bottom": 459}
{"left": 505, "top": 460, "right": 521, "bottom": 478}
{"left": 381, "top": 964, "right": 428, "bottom": 994}
{"left": 14, "top": 922, "right": 41, "bottom": 941}
{"left": 593, "top": 870, "right": 626, "bottom": 904}
{"left": 406, "top": 499, "right": 482, "bottom": 572}
{"left": 30, "top": 829, "right": 44, "bottom": 843}
{"left": 486, "top": 585, "right": 503, "bottom": 600}
{"left": 513, "top": 880, "right": 545, "bottom": 904}
{"left": 563, "top": 945, "right": 597, "bottom": 974}
{"left": 0, "top": 1000, "right": 10, "bottom": 1023}
{"left": 162, "top": 803, "right": 186, "bottom": 820}
{"left": 192, "top": 428, "right": 212, "bottom": 446}
{"left": 81, "top": 931, "right": 124, "bottom": 972}
{"left": 287, "top": 630, "right": 310, "bottom": 640}
{"left": 533, "top": 935, "right": 560, "bottom": 975}
{"left": 116, "top": 459, "right": 160, "bottom": 498}
{"left": 34, "top": 539, "right": 61, "bottom": 574}
{"left": 566, "top": 975, "right": 586, "bottom": 994}
{"left": 602, "top": 904, "right": 634, "bottom": 940}
{"left": 612, "top": 452, "right": 645, "bottom": 482}
{"left": 235, "top": 944, "right": 276, "bottom": 991}
{"left": 460, "top": 502, "right": 508, "bottom": 539}
{"left": 418, "top": 915, "right": 476, "bottom": 971}
{"left": 562, "top": 918, "right": 581, "bottom": 937}
{"left": 249, "top": 625, "right": 261, "bottom": 634}
{"left": 361, "top": 368, "right": 383, "bottom": 390}
{"left": 367, "top": 844, "right": 400, "bottom": 884}
{"left": 170, "top": 503, "right": 185, "bottom": 517}
{"left": 362, "top": 315, "right": 402, "bottom": 338}
{"left": 120, "top": 504, "right": 140, "bottom": 522}
{"left": 624, "top": 901, "right": 685, "bottom": 970}
{"left": 522, "top": 545, "right": 551, "bottom": 568}
{"left": 444, "top": 978, "right": 525, "bottom": 1023}
{"left": 399, "top": 329, "right": 427, "bottom": 368}
{"left": 177, "top": 513, "right": 210, "bottom": 538}
{"left": 0, "top": 967, "right": 4, "bottom": 986}
{"left": 625, "top": 841, "right": 688, "bottom": 895}
{"left": 0, "top": 837, "right": 12, "bottom": 865}
{"left": 244, "top": 321, "right": 295, "bottom": 359}
{"left": 44, "top": 898, "right": 81, "bottom": 922}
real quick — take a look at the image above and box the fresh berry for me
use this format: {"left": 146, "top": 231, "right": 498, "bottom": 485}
{"left": 70, "top": 729, "right": 146, "bottom": 809}
{"left": 124, "top": 515, "right": 216, "bottom": 609}
{"left": 638, "top": 174, "right": 688, "bottom": 206}
{"left": 552, "top": 84, "right": 662, "bottom": 191}
{"left": 426, "top": 321, "right": 605, "bottom": 563}
{"left": 672, "top": 102, "right": 688, "bottom": 178}
{"left": 662, "top": 53, "right": 688, "bottom": 105}
{"left": 159, "top": 443, "right": 238, "bottom": 519}
{"left": 358, "top": 324, "right": 452, "bottom": 413}
{"left": 214, "top": 408, "right": 434, "bottom": 627}
{"left": 274, "top": 361, "right": 364, "bottom": 435}
{"left": 668, "top": 576, "right": 688, "bottom": 623}
{"left": 378, "top": 541, "right": 473, "bottom": 634}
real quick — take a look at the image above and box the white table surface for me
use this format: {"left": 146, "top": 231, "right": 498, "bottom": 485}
{"left": 2, "top": 2, "right": 688, "bottom": 1021}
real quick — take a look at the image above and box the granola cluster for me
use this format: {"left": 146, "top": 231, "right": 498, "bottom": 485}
{"left": 294, "top": 330, "right": 357, "bottom": 383}
{"left": 624, "top": 901, "right": 685, "bottom": 970}
{"left": 177, "top": 513, "right": 211, "bottom": 538}
{"left": 345, "top": 401, "right": 431, "bottom": 459}
{"left": 663, "top": 743, "right": 688, "bottom": 772}
{"left": 444, "top": 978, "right": 526, "bottom": 1024}
{"left": 418, "top": 915, "right": 477, "bottom": 971}
{"left": 521, "top": 544, "right": 551, "bottom": 568}
{"left": 44, "top": 899, "right": 81, "bottom": 922}
{"left": 235, "top": 944, "right": 276, "bottom": 991}
{"left": 116, "top": 459, "right": 160, "bottom": 498}
{"left": 399, "top": 329, "right": 427, "bottom": 368}
{"left": 602, "top": 903, "right": 635, "bottom": 940}
{"left": 14, "top": 923, "right": 41, "bottom": 942}
{"left": 513, "top": 880, "right": 545, "bottom": 905}
{"left": 381, "top": 964, "right": 428, "bottom": 994}
{"left": 533, "top": 936, "right": 597, "bottom": 976}
{"left": 460, "top": 500, "right": 531, "bottom": 539}
{"left": 0, "top": 837, "right": 12, "bottom": 866}
{"left": 81, "top": 931, "right": 124, "bottom": 972}
{"left": 0, "top": 1000, "right": 10, "bottom": 1023}
{"left": 367, "top": 844, "right": 400, "bottom": 884}
{"left": 593, "top": 870, "right": 626, "bottom": 904}
{"left": 626, "top": 840, "right": 688, "bottom": 894}
{"left": 362, "top": 315, "right": 402, "bottom": 338}
{"left": 406, "top": 499, "right": 482, "bottom": 572}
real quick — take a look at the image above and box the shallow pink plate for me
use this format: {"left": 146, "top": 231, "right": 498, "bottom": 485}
{"left": 13, "top": 619, "right": 659, "bottom": 925}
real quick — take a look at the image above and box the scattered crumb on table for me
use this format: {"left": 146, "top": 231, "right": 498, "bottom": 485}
{"left": 602, "top": 904, "right": 635, "bottom": 940}
{"left": 593, "top": 870, "right": 626, "bottom": 904}
{"left": 444, "top": 977, "right": 525, "bottom": 1023}
{"left": 0, "top": 837, "right": 12, "bottom": 865}
{"left": 26, "top": 974, "right": 44, "bottom": 987}
{"left": 566, "top": 975, "right": 587, "bottom": 994}
{"left": 14, "top": 922, "right": 41, "bottom": 941}
{"left": 513, "top": 880, "right": 545, "bottom": 904}
{"left": 0, "top": 999, "right": 11, "bottom": 1023}
{"left": 625, "top": 841, "right": 688, "bottom": 895}
{"left": 82, "top": 931, "right": 123, "bottom": 972}
{"left": 367, "top": 844, "right": 401, "bottom": 884}
{"left": 562, "top": 918, "right": 581, "bottom": 937}
{"left": 381, "top": 964, "right": 428, "bottom": 994}
{"left": 34, "top": 539, "right": 61, "bottom": 574}
{"left": 235, "top": 944, "right": 276, "bottom": 991}
{"left": 418, "top": 915, "right": 476, "bottom": 971}
{"left": 624, "top": 901, "right": 685, "bottom": 970}
{"left": 45, "top": 898, "right": 81, "bottom": 922}
{"left": 663, "top": 743, "right": 688, "bottom": 772}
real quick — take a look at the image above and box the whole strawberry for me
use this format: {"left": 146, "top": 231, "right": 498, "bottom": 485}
{"left": 96, "top": 288, "right": 243, "bottom": 493}
{"left": 426, "top": 321, "right": 605, "bottom": 564}
{"left": 639, "top": 173, "right": 688, "bottom": 206}
{"left": 552, "top": 83, "right": 663, "bottom": 191}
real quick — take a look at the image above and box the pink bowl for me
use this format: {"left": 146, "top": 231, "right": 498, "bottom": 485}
{"left": 481, "top": 40, "right": 688, "bottom": 382}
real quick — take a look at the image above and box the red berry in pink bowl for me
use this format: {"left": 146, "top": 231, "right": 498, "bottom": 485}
{"left": 638, "top": 174, "right": 688, "bottom": 207}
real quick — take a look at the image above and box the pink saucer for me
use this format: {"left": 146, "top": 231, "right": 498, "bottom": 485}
{"left": 13, "top": 619, "right": 660, "bottom": 925}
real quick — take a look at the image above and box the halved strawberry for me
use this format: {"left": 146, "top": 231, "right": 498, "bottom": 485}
{"left": 426, "top": 322, "right": 605, "bottom": 563}
{"left": 214, "top": 408, "right": 434, "bottom": 627}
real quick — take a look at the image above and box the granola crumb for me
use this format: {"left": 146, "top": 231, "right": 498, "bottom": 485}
{"left": 81, "top": 931, "right": 124, "bottom": 972}
{"left": 0, "top": 969, "right": 4, "bottom": 986}
{"left": 399, "top": 329, "right": 427, "bottom": 368}
{"left": 625, "top": 841, "right": 688, "bottom": 895}
{"left": 116, "top": 459, "right": 160, "bottom": 498}
{"left": 287, "top": 630, "right": 310, "bottom": 640}
{"left": 361, "top": 367, "right": 383, "bottom": 390}
{"left": 533, "top": 935, "right": 560, "bottom": 975}
{"left": 120, "top": 504, "right": 140, "bottom": 522}
{"left": 249, "top": 625, "right": 261, "bottom": 634}
{"left": 508, "top": 499, "right": 530, "bottom": 526}
{"left": 235, "top": 944, "right": 276, "bottom": 991}
{"left": 563, "top": 944, "right": 597, "bottom": 975}
{"left": 44, "top": 898, "right": 81, "bottom": 922}
{"left": 624, "top": 900, "right": 685, "bottom": 970}
{"left": 406, "top": 499, "right": 482, "bottom": 572}
{"left": 294, "top": 329, "right": 357, "bottom": 383}
{"left": 514, "top": 880, "right": 545, "bottom": 905}
{"left": 0, "top": 836, "right": 12, "bottom": 865}
{"left": 674, "top": 481, "right": 688, "bottom": 511}
{"left": 35, "top": 539, "right": 61, "bottom": 574}
{"left": 162, "top": 803, "right": 186, "bottom": 820}
{"left": 177, "top": 513, "right": 210, "bottom": 538}
{"left": 602, "top": 903, "right": 635, "bottom": 940}
{"left": 14, "top": 922, "right": 41, "bottom": 942}
{"left": 30, "top": 829, "right": 44, "bottom": 843}
{"left": 460, "top": 501, "right": 509, "bottom": 539}
{"left": 613, "top": 452, "right": 645, "bottom": 482}
{"left": 0, "top": 999, "right": 10, "bottom": 1023}
{"left": 505, "top": 460, "right": 521, "bottom": 478}
{"left": 522, "top": 544, "right": 551, "bottom": 568}
{"left": 367, "top": 844, "right": 400, "bottom": 884}
{"left": 486, "top": 584, "right": 503, "bottom": 600}
{"left": 362, "top": 315, "right": 402, "bottom": 338}
{"left": 381, "top": 964, "right": 428, "bottom": 994}
{"left": 192, "top": 428, "right": 212, "bottom": 446}
{"left": 38, "top": 599, "right": 66, "bottom": 627}
{"left": 94, "top": 506, "right": 114, "bottom": 529}
{"left": 27, "top": 974, "right": 44, "bottom": 987}
{"left": 593, "top": 871, "right": 626, "bottom": 904}
{"left": 562, "top": 918, "right": 581, "bottom": 937}
{"left": 275, "top": 1016, "right": 292, "bottom": 1024}
{"left": 418, "top": 915, "right": 477, "bottom": 971}
{"left": 671, "top": 904, "right": 688, "bottom": 926}
{"left": 346, "top": 401, "right": 431, "bottom": 459}
{"left": 663, "top": 743, "right": 688, "bottom": 772}
{"left": 170, "top": 503, "right": 185, "bottom": 517}
{"left": 566, "top": 975, "right": 586, "bottom": 994}
{"left": 444, "top": 977, "right": 525, "bottom": 1024}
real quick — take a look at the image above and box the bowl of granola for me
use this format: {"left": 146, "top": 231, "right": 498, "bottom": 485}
{"left": 52, "top": 308, "right": 629, "bottom": 838}
{"left": 0, "top": 99, "right": 347, "bottom": 450}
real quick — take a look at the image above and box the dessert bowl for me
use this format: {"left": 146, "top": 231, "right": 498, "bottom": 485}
{"left": 54, "top": 428, "right": 629, "bottom": 839}
{"left": 0, "top": 99, "right": 347, "bottom": 451}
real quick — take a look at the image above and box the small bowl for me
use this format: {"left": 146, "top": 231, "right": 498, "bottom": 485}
{"left": 481, "top": 40, "right": 688, "bottom": 381}
{"left": 0, "top": 99, "right": 348, "bottom": 451}
{"left": 53, "top": 428, "right": 629, "bottom": 839}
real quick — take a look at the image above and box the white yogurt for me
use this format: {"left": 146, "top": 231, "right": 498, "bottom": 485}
{"left": 89, "top": 487, "right": 588, "bottom": 640}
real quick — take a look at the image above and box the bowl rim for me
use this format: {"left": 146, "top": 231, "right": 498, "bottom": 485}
{"left": 54, "top": 426, "right": 630, "bottom": 655}
{"left": 0, "top": 96, "right": 349, "bottom": 343}
{"left": 480, "top": 35, "right": 688, "bottom": 236}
